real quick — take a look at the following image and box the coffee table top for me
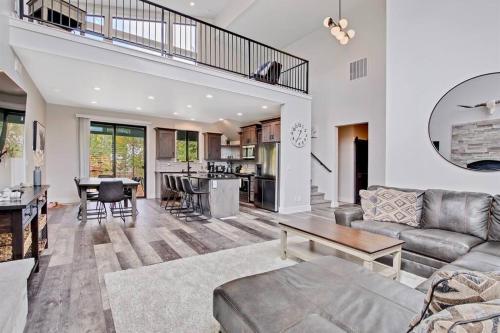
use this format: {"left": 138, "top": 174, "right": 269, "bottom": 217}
{"left": 279, "top": 219, "right": 404, "bottom": 254}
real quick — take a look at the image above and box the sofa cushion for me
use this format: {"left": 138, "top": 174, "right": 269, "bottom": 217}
{"left": 421, "top": 189, "right": 492, "bottom": 240}
{"left": 284, "top": 314, "right": 347, "bottom": 333}
{"left": 213, "top": 256, "right": 424, "bottom": 333}
{"left": 471, "top": 241, "right": 500, "bottom": 256}
{"left": 411, "top": 300, "right": 500, "bottom": 333}
{"left": 373, "top": 188, "right": 420, "bottom": 227}
{"left": 451, "top": 252, "right": 500, "bottom": 272}
{"left": 351, "top": 220, "right": 415, "bottom": 239}
{"left": 368, "top": 185, "right": 425, "bottom": 224}
{"left": 400, "top": 229, "right": 484, "bottom": 262}
{"left": 490, "top": 195, "right": 500, "bottom": 241}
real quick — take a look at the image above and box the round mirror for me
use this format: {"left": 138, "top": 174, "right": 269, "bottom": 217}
{"left": 429, "top": 72, "right": 500, "bottom": 171}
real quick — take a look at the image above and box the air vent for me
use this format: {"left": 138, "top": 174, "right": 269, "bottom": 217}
{"left": 350, "top": 58, "right": 367, "bottom": 80}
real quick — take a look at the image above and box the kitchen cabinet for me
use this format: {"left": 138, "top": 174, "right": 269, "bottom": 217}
{"left": 261, "top": 118, "right": 281, "bottom": 143}
{"left": 240, "top": 125, "right": 258, "bottom": 145}
{"left": 155, "top": 128, "right": 176, "bottom": 159}
{"left": 204, "top": 132, "right": 222, "bottom": 160}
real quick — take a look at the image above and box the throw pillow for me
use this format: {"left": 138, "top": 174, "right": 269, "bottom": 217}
{"left": 359, "top": 190, "right": 377, "bottom": 220}
{"left": 373, "top": 188, "right": 419, "bottom": 227}
{"left": 410, "top": 271, "right": 500, "bottom": 330}
{"left": 410, "top": 300, "right": 500, "bottom": 333}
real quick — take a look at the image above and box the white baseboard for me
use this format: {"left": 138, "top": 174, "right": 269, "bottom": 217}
{"left": 279, "top": 205, "right": 311, "bottom": 214}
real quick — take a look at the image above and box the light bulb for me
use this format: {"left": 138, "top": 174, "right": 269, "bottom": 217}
{"left": 340, "top": 37, "right": 349, "bottom": 45}
{"left": 336, "top": 31, "right": 347, "bottom": 41}
{"left": 339, "top": 18, "right": 348, "bottom": 29}
{"left": 347, "top": 29, "right": 356, "bottom": 39}
{"left": 330, "top": 26, "right": 341, "bottom": 36}
{"left": 323, "top": 17, "right": 333, "bottom": 28}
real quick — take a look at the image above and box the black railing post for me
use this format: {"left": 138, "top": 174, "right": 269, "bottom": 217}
{"left": 18, "top": 0, "right": 24, "bottom": 19}
{"left": 306, "top": 61, "right": 309, "bottom": 94}
{"left": 161, "top": 9, "right": 165, "bottom": 56}
{"left": 247, "top": 40, "right": 251, "bottom": 78}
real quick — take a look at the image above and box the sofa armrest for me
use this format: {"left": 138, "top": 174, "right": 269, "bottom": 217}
{"left": 334, "top": 206, "right": 364, "bottom": 227}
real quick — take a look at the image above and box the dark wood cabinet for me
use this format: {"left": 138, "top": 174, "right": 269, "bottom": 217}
{"left": 261, "top": 118, "right": 281, "bottom": 143}
{"left": 155, "top": 128, "right": 176, "bottom": 159}
{"left": 204, "top": 132, "right": 222, "bottom": 161}
{"left": 240, "top": 125, "right": 258, "bottom": 145}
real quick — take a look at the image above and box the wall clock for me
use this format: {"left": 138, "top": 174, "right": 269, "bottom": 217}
{"left": 290, "top": 122, "right": 308, "bottom": 148}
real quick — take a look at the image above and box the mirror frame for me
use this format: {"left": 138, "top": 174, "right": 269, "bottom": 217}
{"left": 428, "top": 71, "right": 500, "bottom": 172}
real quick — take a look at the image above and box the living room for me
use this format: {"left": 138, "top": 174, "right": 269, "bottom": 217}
{"left": 1, "top": 0, "right": 500, "bottom": 332}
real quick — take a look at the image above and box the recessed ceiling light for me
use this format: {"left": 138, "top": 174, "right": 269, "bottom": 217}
{"left": 187, "top": 104, "right": 192, "bottom": 108}
{"left": 205, "top": 94, "right": 213, "bottom": 99}
{"left": 190, "top": 2, "right": 195, "bottom": 6}
{"left": 91, "top": 101, "right": 97, "bottom": 104}
{"left": 219, "top": 118, "right": 224, "bottom": 121}
{"left": 237, "top": 112, "right": 243, "bottom": 116}
{"left": 93, "top": 86, "right": 101, "bottom": 91}
{"left": 53, "top": 88, "right": 61, "bottom": 93}
{"left": 262, "top": 105, "right": 268, "bottom": 109}
{"left": 147, "top": 95, "right": 155, "bottom": 100}
{"left": 136, "top": 106, "right": 142, "bottom": 111}
{"left": 173, "top": 112, "right": 179, "bottom": 115}
{"left": 190, "top": 118, "right": 196, "bottom": 121}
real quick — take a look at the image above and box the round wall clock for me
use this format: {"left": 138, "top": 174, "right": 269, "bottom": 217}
{"left": 290, "top": 122, "right": 308, "bottom": 148}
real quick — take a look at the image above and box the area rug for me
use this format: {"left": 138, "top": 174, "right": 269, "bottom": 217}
{"left": 105, "top": 239, "right": 299, "bottom": 333}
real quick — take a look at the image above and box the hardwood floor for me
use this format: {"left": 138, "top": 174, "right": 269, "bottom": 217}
{"left": 25, "top": 200, "right": 338, "bottom": 333}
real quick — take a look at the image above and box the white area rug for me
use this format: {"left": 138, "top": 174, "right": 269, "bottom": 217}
{"left": 105, "top": 238, "right": 426, "bottom": 333}
{"left": 105, "top": 239, "right": 298, "bottom": 333}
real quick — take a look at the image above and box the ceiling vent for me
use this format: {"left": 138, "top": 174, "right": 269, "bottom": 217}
{"left": 350, "top": 58, "right": 367, "bottom": 80}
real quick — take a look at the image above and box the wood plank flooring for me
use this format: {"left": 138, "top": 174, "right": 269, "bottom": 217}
{"left": 25, "top": 200, "right": 339, "bottom": 333}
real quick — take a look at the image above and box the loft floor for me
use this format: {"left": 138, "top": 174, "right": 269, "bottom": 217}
{"left": 25, "top": 200, "right": 338, "bottom": 333}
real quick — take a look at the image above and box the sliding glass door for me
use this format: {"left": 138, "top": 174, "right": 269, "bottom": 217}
{"left": 89, "top": 122, "right": 146, "bottom": 197}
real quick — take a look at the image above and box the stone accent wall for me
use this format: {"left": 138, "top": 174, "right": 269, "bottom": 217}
{"left": 451, "top": 118, "right": 500, "bottom": 167}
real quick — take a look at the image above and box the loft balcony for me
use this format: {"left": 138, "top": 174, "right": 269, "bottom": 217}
{"left": 18, "top": 0, "right": 309, "bottom": 94}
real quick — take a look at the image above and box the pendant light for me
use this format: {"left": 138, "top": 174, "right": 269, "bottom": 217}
{"left": 323, "top": 0, "right": 355, "bottom": 45}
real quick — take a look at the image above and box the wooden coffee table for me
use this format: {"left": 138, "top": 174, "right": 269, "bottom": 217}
{"left": 279, "top": 219, "right": 404, "bottom": 280}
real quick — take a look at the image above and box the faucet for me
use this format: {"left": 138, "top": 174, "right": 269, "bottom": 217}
{"left": 187, "top": 160, "right": 192, "bottom": 176}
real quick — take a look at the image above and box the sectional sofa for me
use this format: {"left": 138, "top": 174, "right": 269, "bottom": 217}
{"left": 213, "top": 187, "right": 500, "bottom": 332}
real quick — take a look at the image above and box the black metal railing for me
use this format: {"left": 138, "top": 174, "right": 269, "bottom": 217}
{"left": 311, "top": 153, "right": 332, "bottom": 173}
{"left": 19, "top": 0, "right": 309, "bottom": 93}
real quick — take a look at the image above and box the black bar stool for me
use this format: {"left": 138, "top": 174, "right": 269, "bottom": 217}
{"left": 167, "top": 175, "right": 183, "bottom": 213}
{"left": 175, "top": 176, "right": 193, "bottom": 217}
{"left": 182, "top": 177, "right": 210, "bottom": 222}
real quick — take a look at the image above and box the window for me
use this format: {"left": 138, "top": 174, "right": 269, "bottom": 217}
{"left": 112, "top": 17, "right": 165, "bottom": 44}
{"left": 0, "top": 110, "right": 25, "bottom": 159}
{"left": 176, "top": 130, "right": 198, "bottom": 162}
{"left": 173, "top": 23, "right": 196, "bottom": 52}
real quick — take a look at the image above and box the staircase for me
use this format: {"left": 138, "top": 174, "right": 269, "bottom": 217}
{"left": 310, "top": 185, "right": 332, "bottom": 208}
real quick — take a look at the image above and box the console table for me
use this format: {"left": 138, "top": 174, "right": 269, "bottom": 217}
{"left": 0, "top": 186, "right": 49, "bottom": 274}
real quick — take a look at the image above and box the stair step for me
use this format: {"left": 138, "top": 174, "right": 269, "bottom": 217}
{"left": 310, "top": 199, "right": 332, "bottom": 208}
{"left": 311, "top": 191, "right": 325, "bottom": 198}
{"left": 311, "top": 185, "right": 319, "bottom": 193}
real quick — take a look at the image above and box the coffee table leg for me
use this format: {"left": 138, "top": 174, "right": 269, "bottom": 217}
{"left": 363, "top": 260, "right": 374, "bottom": 271}
{"left": 393, "top": 249, "right": 402, "bottom": 281}
{"left": 280, "top": 230, "right": 287, "bottom": 260}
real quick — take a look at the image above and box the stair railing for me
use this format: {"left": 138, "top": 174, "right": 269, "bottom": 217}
{"left": 311, "top": 152, "right": 332, "bottom": 173}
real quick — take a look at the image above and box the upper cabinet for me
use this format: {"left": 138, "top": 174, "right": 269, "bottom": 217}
{"left": 240, "top": 125, "right": 259, "bottom": 146}
{"left": 155, "top": 128, "right": 176, "bottom": 159}
{"left": 204, "top": 132, "right": 222, "bottom": 161}
{"left": 261, "top": 118, "right": 281, "bottom": 143}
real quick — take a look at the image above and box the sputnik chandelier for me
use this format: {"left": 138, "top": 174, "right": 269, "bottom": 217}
{"left": 323, "top": 0, "right": 355, "bottom": 45}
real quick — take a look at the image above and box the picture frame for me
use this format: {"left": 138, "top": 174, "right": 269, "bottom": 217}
{"left": 33, "top": 121, "right": 46, "bottom": 153}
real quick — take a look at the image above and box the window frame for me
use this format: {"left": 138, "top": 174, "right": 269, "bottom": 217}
{"left": 176, "top": 130, "right": 199, "bottom": 162}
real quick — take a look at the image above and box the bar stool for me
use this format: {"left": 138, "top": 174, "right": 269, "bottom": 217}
{"left": 160, "top": 174, "right": 171, "bottom": 208}
{"left": 167, "top": 175, "right": 183, "bottom": 213}
{"left": 175, "top": 176, "right": 193, "bottom": 217}
{"left": 182, "top": 177, "right": 210, "bottom": 222}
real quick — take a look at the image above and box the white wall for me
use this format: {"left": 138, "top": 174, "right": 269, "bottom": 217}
{"left": 338, "top": 124, "right": 368, "bottom": 203}
{"left": 386, "top": 0, "right": 500, "bottom": 193}
{"left": 0, "top": 1, "right": 46, "bottom": 188}
{"left": 286, "top": 0, "right": 386, "bottom": 204}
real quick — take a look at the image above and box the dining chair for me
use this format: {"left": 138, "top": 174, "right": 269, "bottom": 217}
{"left": 97, "top": 181, "right": 127, "bottom": 223}
{"left": 74, "top": 177, "right": 101, "bottom": 220}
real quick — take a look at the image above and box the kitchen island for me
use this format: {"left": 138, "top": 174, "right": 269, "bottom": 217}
{"left": 189, "top": 174, "right": 241, "bottom": 218}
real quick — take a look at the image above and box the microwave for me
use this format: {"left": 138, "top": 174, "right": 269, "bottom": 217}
{"left": 242, "top": 145, "right": 255, "bottom": 159}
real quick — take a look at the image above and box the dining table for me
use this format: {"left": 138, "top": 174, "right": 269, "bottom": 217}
{"left": 78, "top": 178, "right": 140, "bottom": 223}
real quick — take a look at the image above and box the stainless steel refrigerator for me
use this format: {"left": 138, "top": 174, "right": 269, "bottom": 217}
{"left": 254, "top": 142, "right": 279, "bottom": 212}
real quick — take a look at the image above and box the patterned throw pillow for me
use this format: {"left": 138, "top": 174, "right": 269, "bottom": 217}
{"left": 411, "top": 300, "right": 500, "bottom": 333}
{"left": 359, "top": 190, "right": 377, "bottom": 220}
{"left": 410, "top": 271, "right": 500, "bottom": 330}
{"left": 373, "top": 188, "right": 419, "bottom": 227}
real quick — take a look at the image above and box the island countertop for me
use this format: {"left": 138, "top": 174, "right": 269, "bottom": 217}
{"left": 188, "top": 174, "right": 239, "bottom": 180}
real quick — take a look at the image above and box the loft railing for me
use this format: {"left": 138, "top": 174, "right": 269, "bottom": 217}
{"left": 18, "top": 0, "right": 309, "bottom": 94}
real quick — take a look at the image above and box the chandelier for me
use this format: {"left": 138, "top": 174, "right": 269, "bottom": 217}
{"left": 323, "top": 0, "right": 355, "bottom": 45}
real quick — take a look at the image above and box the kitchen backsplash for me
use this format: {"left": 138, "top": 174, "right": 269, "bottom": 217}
{"left": 155, "top": 160, "right": 257, "bottom": 173}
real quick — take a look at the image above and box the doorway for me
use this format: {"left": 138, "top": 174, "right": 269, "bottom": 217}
{"left": 89, "top": 122, "right": 147, "bottom": 197}
{"left": 337, "top": 123, "right": 368, "bottom": 204}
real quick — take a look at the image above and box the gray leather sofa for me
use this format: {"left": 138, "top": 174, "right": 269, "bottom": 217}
{"left": 213, "top": 188, "right": 500, "bottom": 333}
{"left": 334, "top": 186, "right": 498, "bottom": 278}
